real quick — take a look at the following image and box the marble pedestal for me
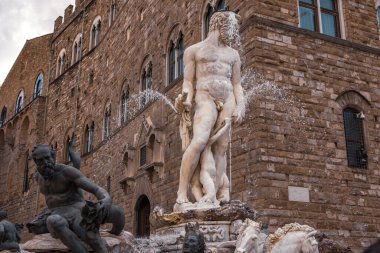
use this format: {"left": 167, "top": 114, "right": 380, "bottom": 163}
{"left": 148, "top": 200, "right": 257, "bottom": 252}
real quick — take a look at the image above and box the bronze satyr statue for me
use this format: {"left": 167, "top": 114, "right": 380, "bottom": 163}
{"left": 26, "top": 144, "right": 125, "bottom": 253}
{"left": 0, "top": 211, "right": 22, "bottom": 252}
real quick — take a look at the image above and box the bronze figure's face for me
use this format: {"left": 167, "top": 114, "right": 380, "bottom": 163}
{"left": 32, "top": 145, "right": 56, "bottom": 175}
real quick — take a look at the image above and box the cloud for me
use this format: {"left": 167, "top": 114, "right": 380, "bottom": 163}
{"left": 0, "top": 0, "right": 75, "bottom": 85}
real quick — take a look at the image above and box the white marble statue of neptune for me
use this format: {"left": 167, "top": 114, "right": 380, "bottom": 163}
{"left": 175, "top": 10, "right": 245, "bottom": 211}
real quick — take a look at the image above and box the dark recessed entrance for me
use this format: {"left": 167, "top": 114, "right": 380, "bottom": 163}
{"left": 135, "top": 195, "right": 150, "bottom": 237}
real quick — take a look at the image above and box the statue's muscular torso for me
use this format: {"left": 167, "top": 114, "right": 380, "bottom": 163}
{"left": 36, "top": 164, "right": 84, "bottom": 209}
{"left": 188, "top": 42, "right": 239, "bottom": 102}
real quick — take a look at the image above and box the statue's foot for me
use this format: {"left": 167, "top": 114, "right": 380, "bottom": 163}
{"left": 199, "top": 196, "right": 214, "bottom": 203}
{"left": 217, "top": 194, "right": 230, "bottom": 202}
{"left": 176, "top": 194, "right": 189, "bottom": 204}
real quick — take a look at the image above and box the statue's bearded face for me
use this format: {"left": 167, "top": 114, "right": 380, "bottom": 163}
{"left": 33, "top": 146, "right": 56, "bottom": 174}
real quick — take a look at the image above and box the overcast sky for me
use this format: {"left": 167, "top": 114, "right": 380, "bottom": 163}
{"left": 0, "top": 0, "right": 75, "bottom": 85}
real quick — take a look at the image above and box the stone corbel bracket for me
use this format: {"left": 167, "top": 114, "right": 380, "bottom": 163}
{"left": 119, "top": 176, "right": 135, "bottom": 193}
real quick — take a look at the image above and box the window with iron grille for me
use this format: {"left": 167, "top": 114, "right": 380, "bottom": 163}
{"left": 343, "top": 108, "right": 367, "bottom": 168}
{"left": 140, "top": 145, "right": 147, "bottom": 166}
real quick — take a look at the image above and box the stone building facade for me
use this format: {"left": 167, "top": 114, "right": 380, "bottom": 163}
{"left": 1, "top": 0, "right": 380, "bottom": 251}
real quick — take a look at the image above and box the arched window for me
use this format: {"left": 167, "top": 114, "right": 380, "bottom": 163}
{"left": 135, "top": 195, "right": 150, "bottom": 237}
{"left": 177, "top": 34, "right": 184, "bottom": 77}
{"left": 107, "top": 175, "right": 111, "bottom": 193}
{"left": 66, "top": 135, "right": 72, "bottom": 162}
{"left": 377, "top": 6, "right": 380, "bottom": 27}
{"left": 141, "top": 65, "right": 152, "bottom": 106}
{"left": 15, "top": 90, "right": 24, "bottom": 114}
{"left": 103, "top": 105, "right": 111, "bottom": 139}
{"left": 0, "top": 107, "right": 7, "bottom": 127}
{"left": 72, "top": 34, "right": 82, "bottom": 64}
{"left": 22, "top": 150, "right": 30, "bottom": 193}
{"left": 56, "top": 49, "right": 66, "bottom": 77}
{"left": 84, "top": 121, "right": 94, "bottom": 153}
{"left": 203, "top": 0, "right": 226, "bottom": 38}
{"left": 120, "top": 90, "right": 129, "bottom": 124}
{"left": 168, "top": 41, "right": 176, "bottom": 83}
{"left": 343, "top": 107, "right": 367, "bottom": 168}
{"left": 109, "top": 2, "right": 117, "bottom": 26}
{"left": 90, "top": 17, "right": 102, "bottom": 49}
{"left": 34, "top": 73, "right": 43, "bottom": 98}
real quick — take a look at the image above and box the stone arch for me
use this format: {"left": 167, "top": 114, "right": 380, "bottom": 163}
{"left": 19, "top": 116, "right": 29, "bottom": 150}
{"left": 5, "top": 122, "right": 15, "bottom": 149}
{"left": 134, "top": 195, "right": 151, "bottom": 237}
{"left": 165, "top": 23, "right": 184, "bottom": 52}
{"left": 0, "top": 106, "right": 7, "bottom": 126}
{"left": 83, "top": 117, "right": 95, "bottom": 154}
{"left": 89, "top": 15, "right": 102, "bottom": 49}
{"left": 34, "top": 72, "right": 44, "bottom": 98}
{"left": 336, "top": 90, "right": 371, "bottom": 111}
{"left": 71, "top": 33, "right": 83, "bottom": 65}
{"left": 139, "top": 54, "right": 153, "bottom": 81}
{"left": 376, "top": 0, "right": 380, "bottom": 8}
{"left": 165, "top": 23, "right": 185, "bottom": 85}
{"left": 63, "top": 127, "right": 74, "bottom": 162}
{"left": 56, "top": 48, "right": 67, "bottom": 77}
{"left": 15, "top": 89, "right": 25, "bottom": 114}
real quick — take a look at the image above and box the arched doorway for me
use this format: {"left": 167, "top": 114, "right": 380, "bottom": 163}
{"left": 135, "top": 195, "right": 150, "bottom": 237}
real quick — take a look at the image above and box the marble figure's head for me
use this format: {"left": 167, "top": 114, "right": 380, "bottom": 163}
{"left": 209, "top": 11, "right": 241, "bottom": 47}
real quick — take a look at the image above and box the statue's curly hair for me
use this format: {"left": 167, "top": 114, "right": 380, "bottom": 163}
{"left": 209, "top": 11, "right": 241, "bottom": 46}
{"left": 31, "top": 144, "right": 56, "bottom": 160}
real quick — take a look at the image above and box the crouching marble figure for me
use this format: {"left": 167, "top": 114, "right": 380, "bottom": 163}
{"left": 174, "top": 10, "right": 245, "bottom": 211}
{"left": 26, "top": 144, "right": 125, "bottom": 253}
{"left": 0, "top": 211, "right": 22, "bottom": 252}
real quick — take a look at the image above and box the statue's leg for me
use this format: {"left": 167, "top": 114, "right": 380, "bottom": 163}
{"left": 0, "top": 242, "right": 20, "bottom": 251}
{"left": 199, "top": 146, "right": 217, "bottom": 203}
{"left": 46, "top": 214, "right": 88, "bottom": 253}
{"left": 176, "top": 95, "right": 217, "bottom": 204}
{"left": 218, "top": 173, "right": 230, "bottom": 202}
{"left": 191, "top": 165, "right": 203, "bottom": 201}
{"left": 104, "top": 204, "right": 125, "bottom": 235}
{"left": 83, "top": 231, "right": 107, "bottom": 253}
{"left": 213, "top": 96, "right": 235, "bottom": 202}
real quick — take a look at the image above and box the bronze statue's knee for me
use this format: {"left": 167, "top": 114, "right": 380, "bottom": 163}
{"left": 46, "top": 215, "right": 67, "bottom": 231}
